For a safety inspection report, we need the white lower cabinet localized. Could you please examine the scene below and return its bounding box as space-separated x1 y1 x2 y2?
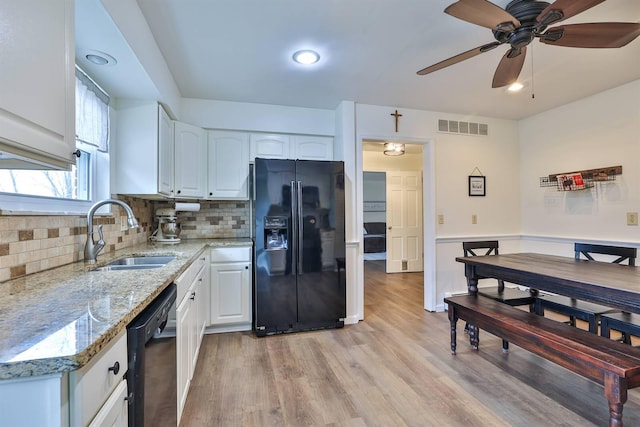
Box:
87 380 129 427
175 252 208 424
209 246 252 331
0 331 129 427
69 331 128 427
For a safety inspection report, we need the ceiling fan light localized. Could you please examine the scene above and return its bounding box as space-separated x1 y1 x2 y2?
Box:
508 82 524 92
384 142 405 156
292 50 320 65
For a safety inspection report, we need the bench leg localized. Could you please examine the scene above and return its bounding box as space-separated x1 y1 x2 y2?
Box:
448 305 458 355
604 372 627 427
469 324 479 350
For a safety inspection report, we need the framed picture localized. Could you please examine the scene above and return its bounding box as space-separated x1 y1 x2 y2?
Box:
468 175 486 197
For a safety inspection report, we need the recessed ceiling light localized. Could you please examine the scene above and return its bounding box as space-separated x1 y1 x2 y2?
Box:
292 50 320 65
507 82 524 92
84 50 117 66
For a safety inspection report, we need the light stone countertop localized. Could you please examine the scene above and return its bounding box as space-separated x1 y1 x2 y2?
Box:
0 238 252 380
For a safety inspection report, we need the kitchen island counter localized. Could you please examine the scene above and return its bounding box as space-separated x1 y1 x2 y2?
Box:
0 238 252 380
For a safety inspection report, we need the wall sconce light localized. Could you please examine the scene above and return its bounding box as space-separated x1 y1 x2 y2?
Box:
384 142 405 156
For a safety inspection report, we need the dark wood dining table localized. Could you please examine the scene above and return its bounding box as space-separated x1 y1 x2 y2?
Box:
456 252 640 315
456 252 640 426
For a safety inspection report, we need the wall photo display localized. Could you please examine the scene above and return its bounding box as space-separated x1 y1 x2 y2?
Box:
468 175 486 197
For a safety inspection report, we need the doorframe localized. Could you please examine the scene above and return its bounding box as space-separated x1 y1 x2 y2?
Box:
356 134 437 318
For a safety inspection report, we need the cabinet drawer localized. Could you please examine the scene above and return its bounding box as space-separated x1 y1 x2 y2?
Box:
69 332 127 427
210 246 252 263
176 253 207 302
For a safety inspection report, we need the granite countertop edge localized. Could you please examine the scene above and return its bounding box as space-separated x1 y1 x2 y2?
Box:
0 238 252 381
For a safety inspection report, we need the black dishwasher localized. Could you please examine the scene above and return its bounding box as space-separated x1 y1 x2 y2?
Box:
127 283 177 427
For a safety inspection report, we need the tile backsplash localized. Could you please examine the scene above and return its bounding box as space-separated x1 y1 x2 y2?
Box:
153 200 250 239
0 197 251 283
0 196 153 283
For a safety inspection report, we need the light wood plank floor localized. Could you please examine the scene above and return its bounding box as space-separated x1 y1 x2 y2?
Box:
180 260 640 426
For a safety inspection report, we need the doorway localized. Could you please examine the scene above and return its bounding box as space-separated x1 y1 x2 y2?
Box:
362 141 423 274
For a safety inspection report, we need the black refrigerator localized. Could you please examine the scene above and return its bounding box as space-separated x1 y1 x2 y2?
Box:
253 158 346 336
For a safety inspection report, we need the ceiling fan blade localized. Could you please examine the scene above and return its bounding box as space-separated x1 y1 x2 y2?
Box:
492 47 527 88
537 0 605 26
540 23 640 48
417 42 501 75
445 0 519 30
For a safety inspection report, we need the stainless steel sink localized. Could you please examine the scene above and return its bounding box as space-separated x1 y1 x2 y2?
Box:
93 255 176 271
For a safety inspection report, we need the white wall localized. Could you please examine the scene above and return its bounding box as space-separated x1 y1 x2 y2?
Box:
519 80 640 252
355 104 522 310
179 98 335 136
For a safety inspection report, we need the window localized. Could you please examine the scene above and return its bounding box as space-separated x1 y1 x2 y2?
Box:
0 67 110 213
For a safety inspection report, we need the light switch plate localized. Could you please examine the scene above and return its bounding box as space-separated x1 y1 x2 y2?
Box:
627 212 638 226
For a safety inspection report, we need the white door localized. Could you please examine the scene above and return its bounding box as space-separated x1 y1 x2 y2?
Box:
386 171 423 273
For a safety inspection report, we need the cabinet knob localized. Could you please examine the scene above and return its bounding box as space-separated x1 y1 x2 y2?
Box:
245 266 249 270
72 149 81 158
108 361 120 376
177 190 181 194
209 192 213 196
190 291 196 300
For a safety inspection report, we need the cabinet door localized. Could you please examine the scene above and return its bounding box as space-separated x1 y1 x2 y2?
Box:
210 262 251 325
207 131 249 199
191 266 205 375
198 259 210 342
250 133 290 160
174 121 206 198
158 105 175 196
176 293 191 420
0 0 75 169
88 380 128 427
292 135 334 160
69 332 128 427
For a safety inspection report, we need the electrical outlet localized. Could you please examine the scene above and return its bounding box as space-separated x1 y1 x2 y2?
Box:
438 214 444 225
120 216 128 231
472 214 477 224
627 212 638 226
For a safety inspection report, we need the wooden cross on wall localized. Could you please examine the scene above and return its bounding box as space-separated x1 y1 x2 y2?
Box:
390 109 402 132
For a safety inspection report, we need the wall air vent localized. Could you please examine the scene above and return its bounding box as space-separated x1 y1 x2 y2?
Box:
438 119 488 136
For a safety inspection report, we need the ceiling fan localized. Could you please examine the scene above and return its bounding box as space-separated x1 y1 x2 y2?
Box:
417 0 640 88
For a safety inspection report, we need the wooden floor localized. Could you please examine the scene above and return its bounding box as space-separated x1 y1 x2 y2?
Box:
180 260 640 426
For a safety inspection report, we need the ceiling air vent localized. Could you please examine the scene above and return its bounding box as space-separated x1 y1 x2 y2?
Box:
438 119 488 136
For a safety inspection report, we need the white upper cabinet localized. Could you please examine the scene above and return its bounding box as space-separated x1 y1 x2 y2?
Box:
291 135 333 160
115 102 173 197
250 133 290 160
174 121 207 198
115 102 206 199
250 133 333 161
207 131 250 200
0 0 75 169
158 106 174 196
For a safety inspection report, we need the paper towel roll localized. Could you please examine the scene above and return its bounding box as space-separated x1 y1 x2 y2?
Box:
174 202 200 212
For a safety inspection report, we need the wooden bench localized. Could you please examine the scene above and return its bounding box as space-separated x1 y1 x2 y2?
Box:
445 294 640 427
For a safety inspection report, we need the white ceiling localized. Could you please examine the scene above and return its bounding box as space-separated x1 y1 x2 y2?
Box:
77 0 640 121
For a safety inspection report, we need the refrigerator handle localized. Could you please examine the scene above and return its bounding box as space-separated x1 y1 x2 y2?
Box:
297 180 303 275
290 180 297 275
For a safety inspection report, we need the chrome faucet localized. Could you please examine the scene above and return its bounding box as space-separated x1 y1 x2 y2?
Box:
85 198 139 264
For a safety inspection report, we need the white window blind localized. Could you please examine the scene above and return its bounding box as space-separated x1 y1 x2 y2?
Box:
75 67 110 152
